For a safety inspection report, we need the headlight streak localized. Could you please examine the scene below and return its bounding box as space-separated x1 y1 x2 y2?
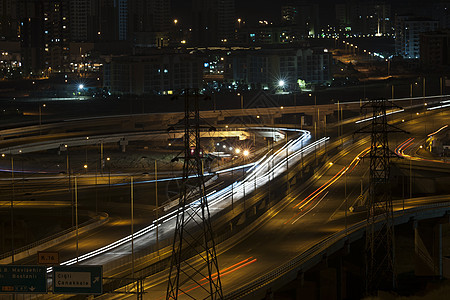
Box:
338 95 450 105
49 130 320 273
355 109 404 124
427 103 450 110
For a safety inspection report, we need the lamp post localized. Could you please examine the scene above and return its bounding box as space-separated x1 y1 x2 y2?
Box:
131 176 135 279
237 93 243 109
338 101 340 139
231 156 234 211
285 134 289 190
309 93 317 141
10 152 14 263
75 176 79 264
39 103 46 135
106 157 111 203
310 93 318 164
155 160 159 255
386 59 390 76
242 149 249 209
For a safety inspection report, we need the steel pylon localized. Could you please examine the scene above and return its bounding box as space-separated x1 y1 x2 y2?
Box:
166 89 223 300
355 98 406 295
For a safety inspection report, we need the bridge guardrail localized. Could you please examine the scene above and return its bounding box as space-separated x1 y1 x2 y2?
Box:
224 200 450 299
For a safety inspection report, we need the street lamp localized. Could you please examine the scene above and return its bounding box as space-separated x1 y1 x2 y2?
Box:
237 93 243 109
2 153 15 262
39 103 46 135
154 160 159 255
309 93 318 140
278 80 285 93
106 157 111 202
386 59 390 76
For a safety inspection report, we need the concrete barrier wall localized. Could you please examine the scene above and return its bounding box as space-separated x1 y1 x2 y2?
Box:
0 212 109 264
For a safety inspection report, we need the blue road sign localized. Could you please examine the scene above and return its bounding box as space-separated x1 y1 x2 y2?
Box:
53 265 102 294
0 265 47 294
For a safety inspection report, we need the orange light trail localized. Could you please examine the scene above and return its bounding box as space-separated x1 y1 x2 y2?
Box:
165 257 257 299
292 167 344 209
396 137 449 164
285 147 370 225
427 125 448 137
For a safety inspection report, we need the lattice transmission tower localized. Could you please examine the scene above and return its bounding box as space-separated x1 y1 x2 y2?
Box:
166 89 223 300
355 98 407 295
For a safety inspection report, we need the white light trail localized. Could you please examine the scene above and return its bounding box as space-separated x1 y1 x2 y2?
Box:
355 109 404 124
47 130 324 273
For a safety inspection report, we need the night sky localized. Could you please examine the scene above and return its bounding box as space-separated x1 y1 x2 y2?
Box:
172 0 281 25
171 0 420 25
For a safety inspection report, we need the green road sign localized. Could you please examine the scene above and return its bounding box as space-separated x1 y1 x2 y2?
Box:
53 265 102 294
0 265 47 293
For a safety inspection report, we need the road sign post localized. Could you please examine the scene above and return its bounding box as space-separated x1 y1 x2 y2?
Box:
53 265 102 294
0 265 47 294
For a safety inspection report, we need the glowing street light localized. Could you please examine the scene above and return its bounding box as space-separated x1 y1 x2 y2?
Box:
78 84 84 90
243 150 249 156
278 80 285 87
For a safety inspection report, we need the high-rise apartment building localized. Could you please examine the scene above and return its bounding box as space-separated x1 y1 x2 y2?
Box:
94 0 117 42
19 0 70 74
117 0 127 40
192 0 235 46
279 1 318 38
335 1 391 35
297 1 319 37
420 30 450 68
128 0 171 47
151 0 170 32
281 5 298 25
69 0 92 42
395 15 439 58
217 0 234 43
0 0 18 40
18 0 44 75
43 0 70 71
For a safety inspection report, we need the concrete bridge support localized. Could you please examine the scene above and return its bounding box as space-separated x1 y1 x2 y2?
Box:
119 138 128 152
310 112 329 137
414 220 443 277
292 257 346 300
